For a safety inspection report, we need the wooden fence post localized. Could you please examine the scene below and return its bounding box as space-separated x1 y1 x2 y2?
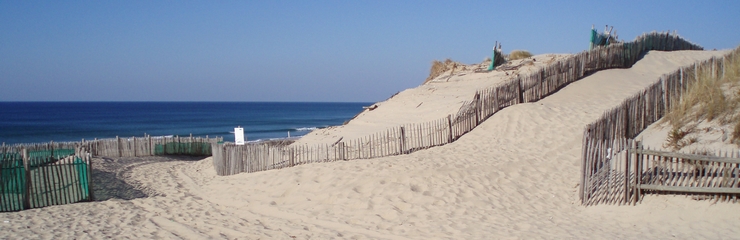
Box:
580 128 588 204
635 141 643 203
516 79 523 104
132 136 137 157
660 77 667 114
22 148 30 210
399 126 406 154
339 142 346 160
623 138 630 205
289 148 295 167
116 136 121 157
493 89 499 113
85 152 94 201
474 93 481 125
447 115 453 143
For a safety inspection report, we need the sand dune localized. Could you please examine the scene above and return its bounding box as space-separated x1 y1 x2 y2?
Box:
294 54 569 146
2 50 739 239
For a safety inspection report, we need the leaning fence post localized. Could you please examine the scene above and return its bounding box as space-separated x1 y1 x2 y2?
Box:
22 148 30 210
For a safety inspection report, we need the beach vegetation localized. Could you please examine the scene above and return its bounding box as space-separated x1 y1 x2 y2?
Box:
663 126 697 150
660 47 740 148
425 58 459 84
507 50 533 60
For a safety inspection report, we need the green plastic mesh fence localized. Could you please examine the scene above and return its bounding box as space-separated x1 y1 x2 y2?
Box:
1 156 90 212
154 142 212 156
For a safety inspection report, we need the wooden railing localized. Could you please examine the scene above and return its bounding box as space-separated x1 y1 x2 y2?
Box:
582 140 740 206
634 147 740 197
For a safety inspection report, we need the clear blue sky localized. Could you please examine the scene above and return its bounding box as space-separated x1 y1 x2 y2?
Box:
1 0 738 102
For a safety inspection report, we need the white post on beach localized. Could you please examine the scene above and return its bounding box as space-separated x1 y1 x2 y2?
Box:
235 126 245 145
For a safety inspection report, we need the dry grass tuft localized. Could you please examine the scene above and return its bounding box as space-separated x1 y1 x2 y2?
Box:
507 50 533 61
664 53 740 128
425 58 459 84
663 126 697 150
661 46 740 147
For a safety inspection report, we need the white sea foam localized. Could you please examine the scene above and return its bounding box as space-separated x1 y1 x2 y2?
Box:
295 127 318 131
150 135 174 139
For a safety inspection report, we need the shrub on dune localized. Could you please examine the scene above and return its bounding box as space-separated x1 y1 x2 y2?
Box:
507 50 533 60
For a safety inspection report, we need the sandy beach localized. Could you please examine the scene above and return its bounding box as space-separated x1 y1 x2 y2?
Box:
2 50 740 239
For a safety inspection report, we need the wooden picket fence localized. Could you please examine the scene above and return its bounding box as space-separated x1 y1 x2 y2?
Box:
1 135 221 159
1 147 92 212
214 31 705 176
581 47 740 205
85 135 221 158
0 135 220 211
634 145 740 203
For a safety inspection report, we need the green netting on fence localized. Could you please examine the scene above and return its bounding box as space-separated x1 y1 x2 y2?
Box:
154 142 212 156
1 156 90 212
0 163 26 211
1 157 26 211
28 149 75 159
1 153 21 163
1 149 75 167
76 158 89 198
590 29 614 50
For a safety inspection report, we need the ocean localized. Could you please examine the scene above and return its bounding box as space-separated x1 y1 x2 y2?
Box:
0 102 370 145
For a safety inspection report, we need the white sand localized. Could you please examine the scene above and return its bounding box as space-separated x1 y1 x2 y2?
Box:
294 54 569 146
2 50 739 239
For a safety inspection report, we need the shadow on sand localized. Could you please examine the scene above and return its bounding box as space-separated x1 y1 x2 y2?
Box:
90 155 206 201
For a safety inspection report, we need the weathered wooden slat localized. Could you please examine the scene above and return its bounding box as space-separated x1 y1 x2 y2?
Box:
629 149 740 164
639 184 740 194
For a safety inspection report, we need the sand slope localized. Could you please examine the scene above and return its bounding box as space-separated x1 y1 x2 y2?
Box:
2 50 739 239
294 54 568 146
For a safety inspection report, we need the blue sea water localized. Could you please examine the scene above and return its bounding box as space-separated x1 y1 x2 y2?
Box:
0 102 370 145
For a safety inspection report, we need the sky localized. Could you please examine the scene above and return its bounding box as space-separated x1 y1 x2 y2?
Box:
1 0 739 102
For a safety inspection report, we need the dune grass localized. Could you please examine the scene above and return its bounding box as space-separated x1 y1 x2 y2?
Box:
661 47 740 149
507 50 533 61
425 59 458 84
